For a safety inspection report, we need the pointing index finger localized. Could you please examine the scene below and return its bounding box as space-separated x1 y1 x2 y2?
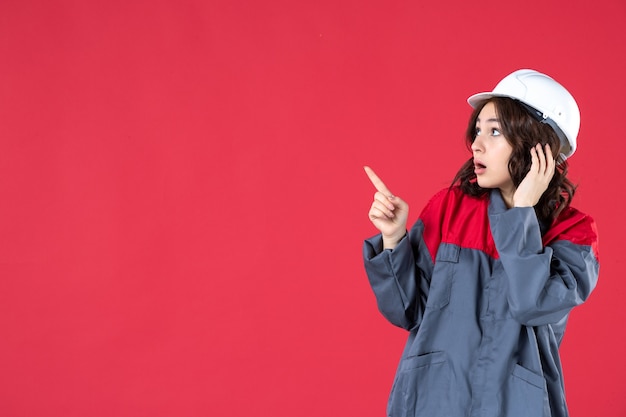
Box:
364 166 394 197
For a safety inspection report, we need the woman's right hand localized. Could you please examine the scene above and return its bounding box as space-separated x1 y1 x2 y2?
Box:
364 166 409 249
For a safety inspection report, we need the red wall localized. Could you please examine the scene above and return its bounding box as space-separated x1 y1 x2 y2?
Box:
1 1 624 416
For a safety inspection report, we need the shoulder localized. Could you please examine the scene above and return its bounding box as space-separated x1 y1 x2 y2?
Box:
419 186 488 219
543 205 600 259
416 186 499 260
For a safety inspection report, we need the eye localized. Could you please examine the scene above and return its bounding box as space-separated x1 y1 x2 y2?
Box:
491 128 501 136
475 127 481 137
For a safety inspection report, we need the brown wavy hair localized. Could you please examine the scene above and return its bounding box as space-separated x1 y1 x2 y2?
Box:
452 97 576 226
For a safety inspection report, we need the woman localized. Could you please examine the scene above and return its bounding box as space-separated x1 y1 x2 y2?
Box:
363 69 599 417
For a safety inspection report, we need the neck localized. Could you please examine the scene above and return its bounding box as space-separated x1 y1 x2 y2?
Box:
499 188 515 209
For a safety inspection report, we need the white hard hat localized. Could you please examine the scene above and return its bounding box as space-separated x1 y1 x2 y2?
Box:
467 69 580 159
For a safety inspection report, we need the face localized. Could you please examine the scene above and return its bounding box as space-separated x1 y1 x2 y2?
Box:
471 101 515 195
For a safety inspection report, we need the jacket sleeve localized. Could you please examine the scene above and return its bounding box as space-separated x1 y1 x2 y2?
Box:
362 219 434 331
489 204 600 327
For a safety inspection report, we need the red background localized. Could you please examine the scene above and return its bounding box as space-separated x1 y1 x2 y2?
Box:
1 1 624 416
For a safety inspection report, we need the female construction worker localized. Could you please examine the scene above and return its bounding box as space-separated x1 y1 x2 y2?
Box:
363 69 599 417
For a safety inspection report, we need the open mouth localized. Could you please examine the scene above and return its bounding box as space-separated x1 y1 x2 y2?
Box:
474 161 486 175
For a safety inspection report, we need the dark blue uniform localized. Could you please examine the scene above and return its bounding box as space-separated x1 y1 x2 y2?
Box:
363 187 599 417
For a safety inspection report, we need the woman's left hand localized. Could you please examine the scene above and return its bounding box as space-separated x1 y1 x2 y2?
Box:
513 144 556 207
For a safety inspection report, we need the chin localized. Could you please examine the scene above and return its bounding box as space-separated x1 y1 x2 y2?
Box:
475 179 494 189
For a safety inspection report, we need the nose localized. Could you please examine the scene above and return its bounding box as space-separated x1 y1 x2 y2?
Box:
471 134 483 154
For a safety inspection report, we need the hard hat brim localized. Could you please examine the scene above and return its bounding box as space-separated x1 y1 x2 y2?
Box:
467 92 513 108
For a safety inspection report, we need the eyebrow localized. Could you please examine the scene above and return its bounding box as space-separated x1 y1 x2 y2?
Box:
476 117 500 123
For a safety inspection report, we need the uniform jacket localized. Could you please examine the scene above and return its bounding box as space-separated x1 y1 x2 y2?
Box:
363 186 599 417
